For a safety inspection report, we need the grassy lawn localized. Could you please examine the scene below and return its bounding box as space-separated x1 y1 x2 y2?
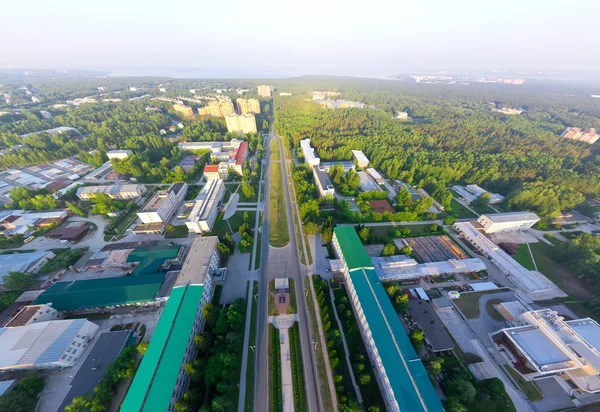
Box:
503 365 543 401
486 299 506 322
268 163 289 247
164 224 189 239
448 333 483 364
453 290 506 319
529 242 592 299
367 223 443 242
111 208 139 235
244 281 259 412
238 182 260 203
270 139 281 161
40 248 87 274
448 190 478 218
288 278 297 314
514 244 535 270
208 211 255 238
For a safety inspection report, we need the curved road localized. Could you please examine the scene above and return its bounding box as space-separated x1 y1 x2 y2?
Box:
255 131 322 412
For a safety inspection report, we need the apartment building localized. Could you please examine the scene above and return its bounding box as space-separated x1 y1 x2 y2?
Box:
203 163 229 180
186 178 225 234
300 139 320 166
331 226 444 412
197 100 235 117
76 184 147 200
477 212 540 233
235 98 260 114
561 127 600 144
225 113 257 134
257 85 272 98
137 183 187 226
172 104 194 120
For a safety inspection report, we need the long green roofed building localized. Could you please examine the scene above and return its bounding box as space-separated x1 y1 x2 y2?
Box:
332 226 444 412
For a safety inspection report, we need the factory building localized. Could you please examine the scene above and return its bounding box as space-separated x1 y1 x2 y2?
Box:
76 184 147 200
477 212 540 233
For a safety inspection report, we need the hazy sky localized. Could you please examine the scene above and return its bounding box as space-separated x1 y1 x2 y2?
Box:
1 0 598 77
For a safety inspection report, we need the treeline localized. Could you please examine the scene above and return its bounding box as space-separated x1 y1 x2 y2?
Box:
274 88 600 217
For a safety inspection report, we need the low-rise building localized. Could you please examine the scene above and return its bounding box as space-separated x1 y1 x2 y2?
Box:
366 168 384 185
477 212 540 233
186 179 225 234
0 319 99 371
137 183 187 227
0 210 68 236
106 150 133 160
352 150 369 167
203 164 229 180
76 184 147 200
225 113 257 134
394 111 412 120
561 127 600 144
313 167 335 198
492 309 600 394
0 251 56 283
464 184 505 204
372 255 486 282
5 304 61 328
319 161 355 173
300 139 320 167
358 171 378 192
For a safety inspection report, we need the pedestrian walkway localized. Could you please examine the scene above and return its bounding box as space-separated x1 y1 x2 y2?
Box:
269 314 298 412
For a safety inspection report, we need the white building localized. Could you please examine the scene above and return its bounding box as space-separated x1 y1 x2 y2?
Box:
300 139 320 167
186 179 225 234
76 184 147 200
492 310 600 394
0 251 56 283
372 255 486 282
313 167 335 198
203 163 229 180
137 183 187 225
352 150 369 168
366 168 384 185
465 184 505 204
106 150 133 160
477 212 540 233
5 304 61 328
0 319 99 371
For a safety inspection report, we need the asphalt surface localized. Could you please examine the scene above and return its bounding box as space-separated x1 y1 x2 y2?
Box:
58 331 131 411
254 133 321 412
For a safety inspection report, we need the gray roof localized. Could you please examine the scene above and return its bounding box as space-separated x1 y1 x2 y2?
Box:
0 252 52 283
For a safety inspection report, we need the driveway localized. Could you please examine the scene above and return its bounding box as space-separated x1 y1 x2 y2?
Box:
220 249 250 305
467 290 516 348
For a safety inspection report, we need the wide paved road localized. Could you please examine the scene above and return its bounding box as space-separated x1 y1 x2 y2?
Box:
255 131 321 412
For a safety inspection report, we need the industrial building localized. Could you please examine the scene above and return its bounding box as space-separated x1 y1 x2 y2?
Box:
172 104 194 120
464 184 505 204
197 99 235 117
0 319 99 371
203 163 229 180
0 210 68 236
477 212 540 233
313 167 335 198
134 183 187 233
235 98 260 114
121 238 221 411
82 161 114 181
225 113 257 134
45 224 91 242
0 251 55 283
76 184 147 200
451 185 478 203
186 178 225 234
561 127 600 144
300 139 320 166
357 171 378 192
492 309 600 394
331 226 444 412
106 150 133 160
372 255 486 282
4 304 61 328
453 222 563 299
257 85 272 98
352 150 369 167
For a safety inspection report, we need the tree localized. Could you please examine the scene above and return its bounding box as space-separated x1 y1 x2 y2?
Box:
471 191 491 209
3 272 36 290
395 188 412 209
302 221 318 235
410 329 425 351
194 332 212 353
395 293 409 313
137 341 148 356
165 224 175 233
429 224 438 232
66 201 86 217
443 215 457 225
358 373 371 385
202 303 220 327
444 397 468 412
445 379 476 404
381 243 396 256
241 179 256 200
425 357 443 375
356 225 370 244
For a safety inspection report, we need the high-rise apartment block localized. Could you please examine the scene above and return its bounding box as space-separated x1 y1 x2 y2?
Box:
257 85 272 98
235 98 260 114
197 100 235 117
172 104 194 120
561 127 600 144
225 113 257 134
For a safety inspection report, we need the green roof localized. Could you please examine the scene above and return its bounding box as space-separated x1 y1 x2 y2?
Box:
121 285 204 412
34 246 180 311
333 226 374 270
349 268 444 412
34 273 166 311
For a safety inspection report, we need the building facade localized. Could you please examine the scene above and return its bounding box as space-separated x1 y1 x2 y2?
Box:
137 183 187 225
257 85 272 98
477 212 540 233
76 184 147 200
197 100 235 117
186 178 225 234
561 127 600 144
225 113 257 134
203 164 229 180
352 150 370 167
235 98 260 114
172 104 194 120
300 139 320 166
106 150 133 160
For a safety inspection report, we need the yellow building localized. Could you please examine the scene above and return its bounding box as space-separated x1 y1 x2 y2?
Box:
235 98 260 114
257 85 272 98
225 113 257 134
173 104 194 120
197 100 235 117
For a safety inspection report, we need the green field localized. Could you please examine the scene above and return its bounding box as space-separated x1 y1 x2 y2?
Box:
448 194 478 219
289 324 307 412
270 139 281 161
453 290 506 319
514 244 535 270
164 224 188 239
208 211 256 238
268 161 289 247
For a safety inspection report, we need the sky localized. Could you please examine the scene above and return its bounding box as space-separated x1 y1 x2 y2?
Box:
1 0 598 78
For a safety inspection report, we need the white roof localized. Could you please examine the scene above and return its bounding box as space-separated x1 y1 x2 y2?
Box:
188 179 224 224
465 184 487 197
300 139 319 165
175 236 219 287
352 150 369 163
470 282 499 292
373 255 487 281
366 168 382 180
0 252 54 282
451 185 477 202
480 212 540 223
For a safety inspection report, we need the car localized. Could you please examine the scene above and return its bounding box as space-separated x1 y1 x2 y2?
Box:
92 367 99 371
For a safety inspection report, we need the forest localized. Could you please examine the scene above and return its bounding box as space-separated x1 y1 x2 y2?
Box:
274 79 600 217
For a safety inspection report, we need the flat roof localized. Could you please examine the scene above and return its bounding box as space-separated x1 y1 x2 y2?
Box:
351 150 369 162
408 300 454 352
567 319 600 351
175 237 219 287
333 226 374 271
358 171 378 192
480 211 540 223
510 328 572 367
5 305 44 327
121 284 204 412
314 168 333 191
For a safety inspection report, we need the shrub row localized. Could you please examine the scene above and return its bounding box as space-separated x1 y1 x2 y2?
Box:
289 323 307 412
270 324 283 412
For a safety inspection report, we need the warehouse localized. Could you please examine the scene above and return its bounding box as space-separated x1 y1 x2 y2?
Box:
0 251 56 283
372 255 487 281
477 212 540 233
76 184 147 200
